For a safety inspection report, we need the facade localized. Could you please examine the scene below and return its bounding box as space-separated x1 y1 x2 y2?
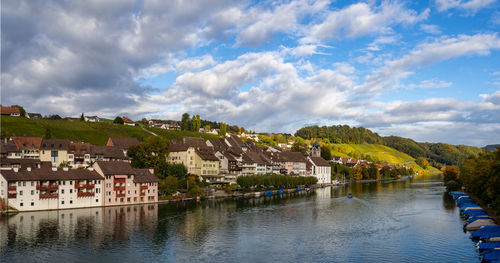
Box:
167 143 197 174
122 117 135 126
90 145 127 162
68 142 92 168
93 161 158 207
0 141 22 159
282 152 307 176
307 156 332 185
84 116 100 122
25 113 42 119
40 139 70 167
0 167 104 211
194 149 220 179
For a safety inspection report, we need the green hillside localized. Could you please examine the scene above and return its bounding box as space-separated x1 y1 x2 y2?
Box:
0 116 217 145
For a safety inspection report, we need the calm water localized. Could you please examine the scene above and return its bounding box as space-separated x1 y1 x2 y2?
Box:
1 175 480 262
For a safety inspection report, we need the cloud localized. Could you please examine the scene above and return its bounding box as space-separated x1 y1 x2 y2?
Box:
359 33 500 93
419 24 442 34
301 1 429 43
435 0 496 14
406 79 452 89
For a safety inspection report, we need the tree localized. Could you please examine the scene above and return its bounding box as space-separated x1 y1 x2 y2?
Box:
141 118 148 125
442 165 459 183
48 114 62 120
220 122 227 136
181 113 190 130
195 115 201 131
159 176 179 195
320 145 332 160
368 163 379 179
416 157 429 169
127 136 170 168
205 125 210 132
11 105 26 117
113 116 124 124
80 112 84 121
291 139 308 153
44 127 52 139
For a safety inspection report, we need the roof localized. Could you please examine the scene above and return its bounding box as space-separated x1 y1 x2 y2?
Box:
195 149 219 161
0 141 21 154
225 135 243 148
244 151 269 165
309 157 330 167
282 152 307 162
122 117 134 123
11 136 42 149
169 141 189 152
183 137 208 149
69 141 92 154
0 158 42 168
108 137 140 149
208 138 229 151
0 106 21 115
41 139 70 150
221 151 237 161
0 168 103 181
96 161 136 175
90 146 126 159
133 168 159 183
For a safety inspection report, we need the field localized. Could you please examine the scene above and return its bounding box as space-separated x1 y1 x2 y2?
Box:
0 116 217 145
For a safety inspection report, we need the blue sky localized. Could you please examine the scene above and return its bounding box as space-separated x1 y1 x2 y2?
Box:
1 0 500 146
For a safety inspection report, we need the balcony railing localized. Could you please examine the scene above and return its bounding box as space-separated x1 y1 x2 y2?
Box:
114 178 126 183
7 186 16 191
116 193 125 198
114 186 125 191
140 185 148 190
77 192 95 197
75 184 95 189
8 193 16 198
36 184 59 191
140 192 145 196
39 193 58 199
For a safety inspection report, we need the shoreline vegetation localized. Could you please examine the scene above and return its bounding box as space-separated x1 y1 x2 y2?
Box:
443 148 500 217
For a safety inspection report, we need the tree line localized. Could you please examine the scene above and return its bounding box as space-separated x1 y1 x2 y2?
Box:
444 148 500 214
237 174 318 189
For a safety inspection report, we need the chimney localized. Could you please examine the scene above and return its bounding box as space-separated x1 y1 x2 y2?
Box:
63 167 69 171
88 167 94 171
13 167 19 172
52 167 57 172
27 167 32 172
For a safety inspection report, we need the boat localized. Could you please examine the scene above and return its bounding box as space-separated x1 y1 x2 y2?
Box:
478 242 500 252
347 193 353 199
265 190 273 196
277 189 284 195
480 248 500 262
296 187 302 192
182 197 193 202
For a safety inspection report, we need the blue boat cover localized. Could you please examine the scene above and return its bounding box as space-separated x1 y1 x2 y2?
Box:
479 243 500 251
471 226 500 238
482 249 500 262
459 204 479 210
464 210 487 216
449 191 466 195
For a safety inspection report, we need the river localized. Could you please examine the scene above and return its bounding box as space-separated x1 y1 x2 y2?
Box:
0 174 480 262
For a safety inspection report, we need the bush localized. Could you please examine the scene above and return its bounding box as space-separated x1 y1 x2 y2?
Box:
237 174 318 189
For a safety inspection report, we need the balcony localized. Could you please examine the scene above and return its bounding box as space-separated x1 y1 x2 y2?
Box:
77 192 95 197
8 185 16 191
140 192 145 196
37 184 59 191
114 186 125 191
8 193 16 198
75 184 95 189
39 193 58 199
116 193 125 198
140 185 148 190
114 178 126 183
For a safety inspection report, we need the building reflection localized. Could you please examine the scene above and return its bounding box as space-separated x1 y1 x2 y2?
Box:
0 204 158 251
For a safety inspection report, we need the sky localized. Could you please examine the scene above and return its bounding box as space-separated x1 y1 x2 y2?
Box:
1 0 500 146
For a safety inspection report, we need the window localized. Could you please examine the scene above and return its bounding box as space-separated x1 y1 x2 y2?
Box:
31 182 34 186
70 189 73 193
96 199 98 203
61 201 64 205
23 182 26 186
20 203 23 207
70 181 73 185
63 181 66 185
109 198 111 202
31 190 34 195
19 190 23 196
61 189 64 194
31 202 34 206
70 200 73 204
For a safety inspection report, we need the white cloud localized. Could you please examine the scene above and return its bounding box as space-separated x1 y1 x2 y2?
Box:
175 55 216 73
435 0 496 13
359 33 500 93
406 79 452 89
301 1 429 43
419 24 442 34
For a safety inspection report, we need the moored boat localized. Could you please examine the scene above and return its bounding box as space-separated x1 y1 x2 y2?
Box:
347 193 353 199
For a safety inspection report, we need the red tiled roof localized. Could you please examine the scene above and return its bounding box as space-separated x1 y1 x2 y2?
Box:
0 107 21 115
309 157 330 167
96 161 136 175
0 167 103 182
11 136 42 149
108 137 140 149
133 168 159 183
122 117 134 123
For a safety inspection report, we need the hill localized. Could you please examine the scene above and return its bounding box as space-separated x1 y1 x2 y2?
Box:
295 125 483 166
0 116 217 145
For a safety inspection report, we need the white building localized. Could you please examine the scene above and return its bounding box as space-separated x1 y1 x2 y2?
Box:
307 156 331 185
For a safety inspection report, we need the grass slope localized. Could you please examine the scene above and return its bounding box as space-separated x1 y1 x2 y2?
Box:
329 143 427 171
1 116 217 145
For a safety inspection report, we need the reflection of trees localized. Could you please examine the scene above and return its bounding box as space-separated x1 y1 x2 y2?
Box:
442 192 456 211
37 219 59 241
